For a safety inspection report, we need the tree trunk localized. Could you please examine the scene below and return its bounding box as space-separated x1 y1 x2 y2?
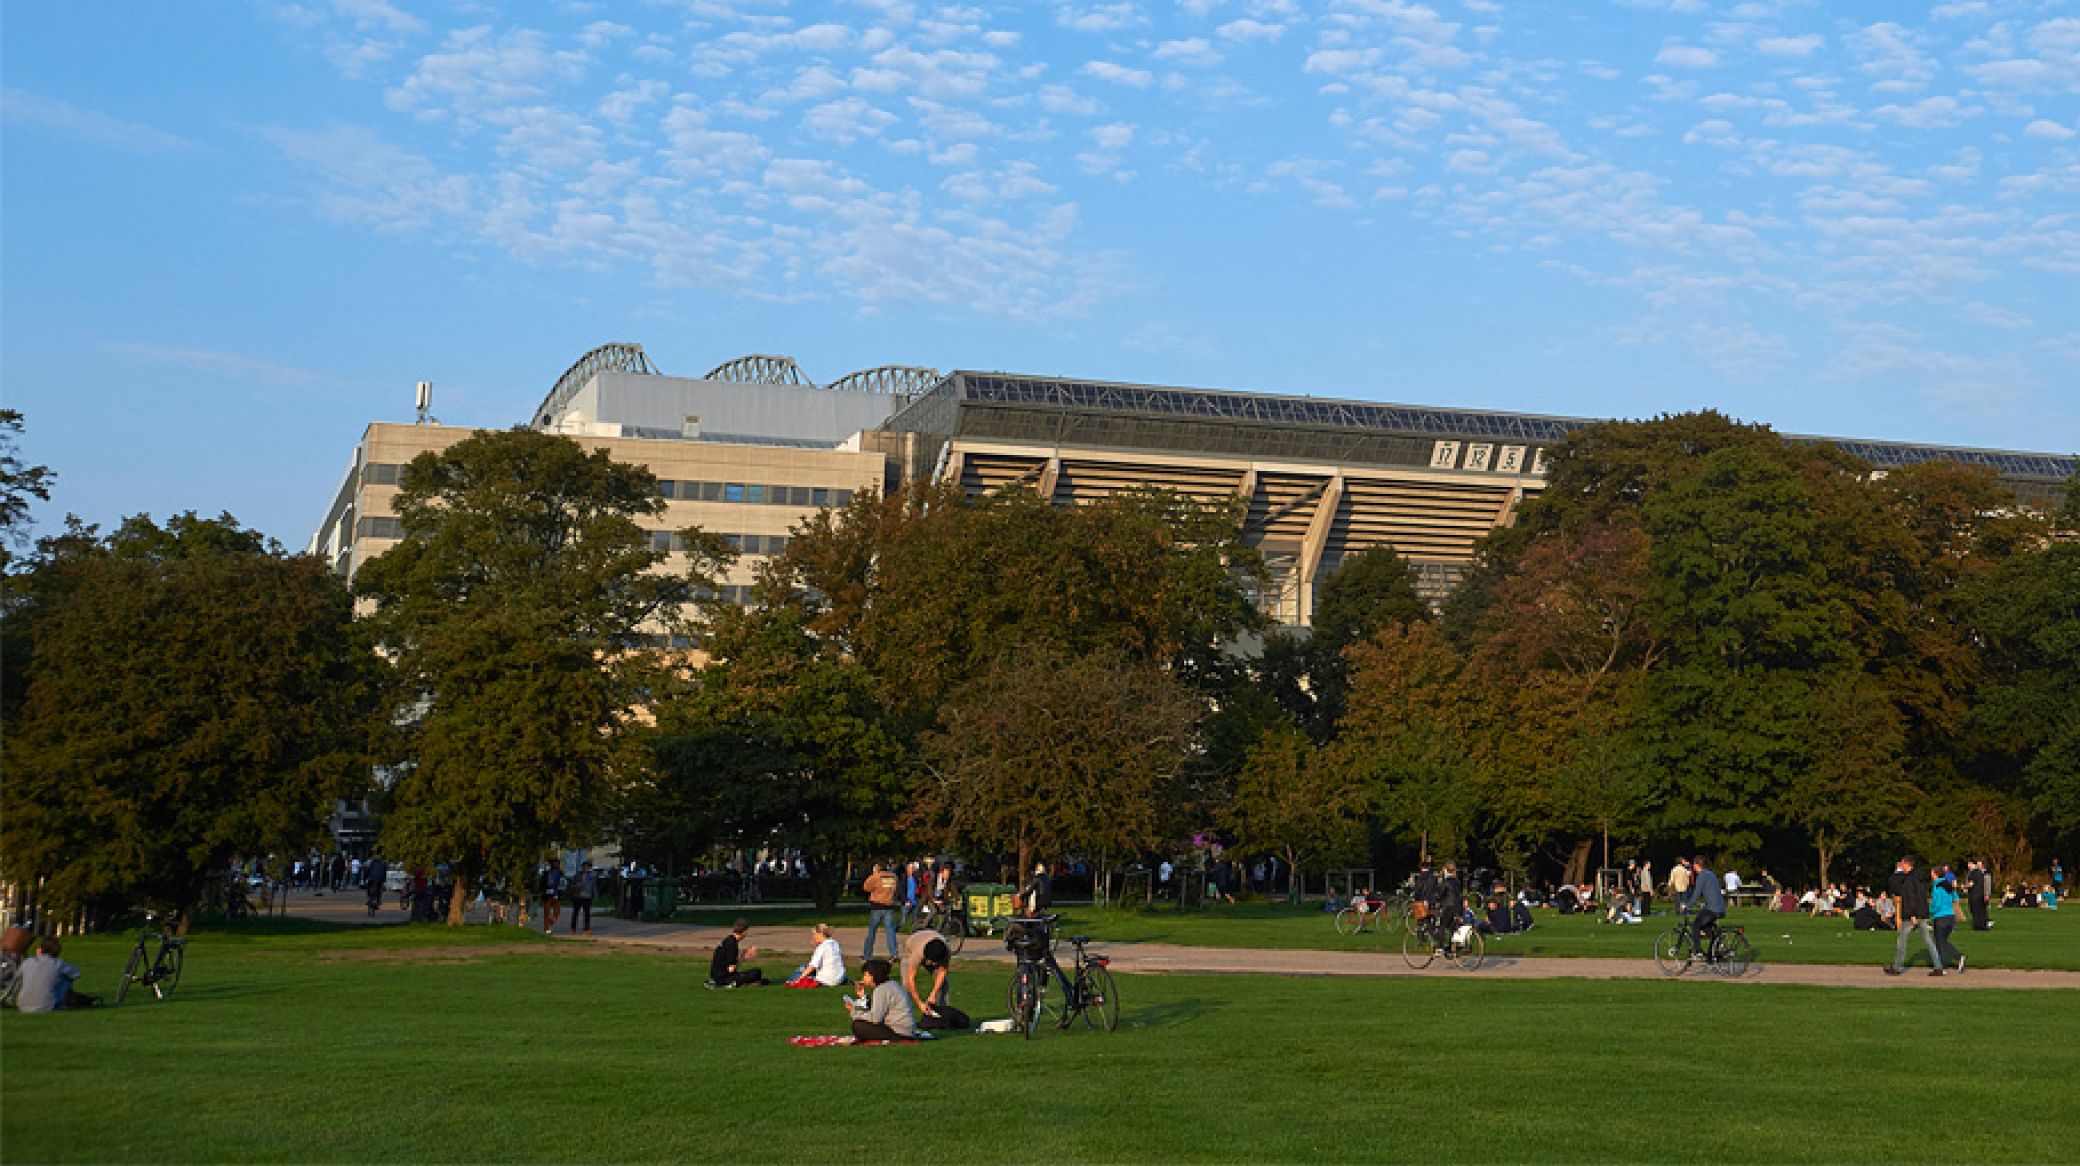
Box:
1817 836 1832 891
1286 846 1302 906
446 877 468 926
1602 823 1611 873
808 859 841 912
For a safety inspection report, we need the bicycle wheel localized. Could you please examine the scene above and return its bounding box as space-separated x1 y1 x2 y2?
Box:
156 944 185 998
941 913 967 956
1335 907 1363 935
1008 965 1041 1040
1652 928 1693 977
1079 965 1120 1031
1394 900 1414 935
1450 929 1485 971
1401 928 1437 970
1715 931 1753 978
117 943 146 1004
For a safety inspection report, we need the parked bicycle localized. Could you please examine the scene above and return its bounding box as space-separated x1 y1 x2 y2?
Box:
117 913 187 1003
1004 914 1119 1039
1402 908 1485 970
1653 915 1753 977
1335 891 1409 937
913 897 968 955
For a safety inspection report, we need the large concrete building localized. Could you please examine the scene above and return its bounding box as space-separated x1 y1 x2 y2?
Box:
314 342 2077 628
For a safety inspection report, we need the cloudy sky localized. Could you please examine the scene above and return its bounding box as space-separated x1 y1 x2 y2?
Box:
3 1 2076 545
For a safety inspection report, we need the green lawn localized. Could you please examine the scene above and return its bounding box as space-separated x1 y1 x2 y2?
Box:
684 901 2080 970
4 920 2076 1163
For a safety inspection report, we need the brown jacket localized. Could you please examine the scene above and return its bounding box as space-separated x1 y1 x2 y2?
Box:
864 870 900 908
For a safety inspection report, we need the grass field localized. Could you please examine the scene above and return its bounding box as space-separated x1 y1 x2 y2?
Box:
4 920 2077 1163
682 901 2080 970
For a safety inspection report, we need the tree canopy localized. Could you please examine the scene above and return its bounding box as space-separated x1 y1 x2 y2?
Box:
353 427 725 921
1 513 376 920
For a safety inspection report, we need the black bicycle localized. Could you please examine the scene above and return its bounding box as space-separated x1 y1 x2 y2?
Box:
1004 914 1118 1039
912 897 969 955
117 913 187 1003
1653 915 1753 978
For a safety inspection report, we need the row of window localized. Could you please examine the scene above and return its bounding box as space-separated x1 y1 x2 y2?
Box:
648 531 791 556
658 481 853 508
362 464 857 509
359 515 794 561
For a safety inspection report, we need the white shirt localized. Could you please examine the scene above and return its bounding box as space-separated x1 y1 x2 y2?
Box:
1724 872 1743 893
806 937 846 986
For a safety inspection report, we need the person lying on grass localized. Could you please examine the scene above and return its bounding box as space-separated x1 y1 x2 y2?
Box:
708 918 765 988
846 958 918 1042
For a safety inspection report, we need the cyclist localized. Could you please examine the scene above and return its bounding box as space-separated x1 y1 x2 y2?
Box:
1681 857 1726 959
1419 862 1461 950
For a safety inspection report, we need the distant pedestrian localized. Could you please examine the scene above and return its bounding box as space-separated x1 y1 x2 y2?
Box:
1930 864 1966 974
1967 858 1993 932
861 863 900 963
1668 858 1692 914
568 862 596 934
1885 856 1944 976
539 863 564 934
2054 859 2065 902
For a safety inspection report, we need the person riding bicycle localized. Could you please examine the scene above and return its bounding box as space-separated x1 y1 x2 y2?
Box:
1422 862 1462 950
362 855 388 916
1681 857 1726 959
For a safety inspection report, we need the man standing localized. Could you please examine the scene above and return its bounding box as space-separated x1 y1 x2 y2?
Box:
1967 858 1993 932
1885 856 1944 976
1637 860 1654 915
861 862 900 963
568 861 597 935
1668 858 1693 915
539 862 564 934
1683 859 1726 960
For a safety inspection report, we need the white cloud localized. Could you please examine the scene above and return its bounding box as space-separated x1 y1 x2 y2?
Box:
109 342 318 385
2023 119 2077 140
385 27 588 121
1655 45 1720 69
1039 84 1104 115
800 97 898 145
1216 19 1286 43
1091 122 1135 150
1 88 196 153
1873 95 1979 128
1154 38 1223 65
1755 34 1822 57
942 160 1059 201
1056 3 1145 34
264 124 472 231
1080 60 1155 87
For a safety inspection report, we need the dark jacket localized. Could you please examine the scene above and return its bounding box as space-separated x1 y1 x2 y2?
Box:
1889 868 1931 920
710 934 743 983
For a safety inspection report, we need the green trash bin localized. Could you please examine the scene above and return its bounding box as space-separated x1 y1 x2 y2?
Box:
642 878 679 920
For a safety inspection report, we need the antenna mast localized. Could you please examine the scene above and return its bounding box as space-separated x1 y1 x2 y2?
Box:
414 381 439 425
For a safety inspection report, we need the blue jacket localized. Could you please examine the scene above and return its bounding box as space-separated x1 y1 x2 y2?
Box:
1686 868 1727 914
1930 874 1958 919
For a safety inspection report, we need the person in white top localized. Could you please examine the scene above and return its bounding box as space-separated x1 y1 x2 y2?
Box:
786 923 849 987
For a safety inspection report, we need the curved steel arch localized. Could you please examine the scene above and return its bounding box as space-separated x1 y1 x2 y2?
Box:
704 353 810 385
533 342 659 426
825 365 943 396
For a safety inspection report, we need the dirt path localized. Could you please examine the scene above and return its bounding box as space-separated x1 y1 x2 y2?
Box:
279 891 2080 990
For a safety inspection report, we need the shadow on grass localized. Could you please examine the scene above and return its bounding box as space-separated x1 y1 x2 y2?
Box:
1118 997 1223 1030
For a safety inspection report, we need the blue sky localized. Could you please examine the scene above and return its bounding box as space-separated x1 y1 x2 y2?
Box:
3 0 2076 547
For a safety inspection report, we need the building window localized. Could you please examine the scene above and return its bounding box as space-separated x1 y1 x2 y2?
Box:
356 516 403 539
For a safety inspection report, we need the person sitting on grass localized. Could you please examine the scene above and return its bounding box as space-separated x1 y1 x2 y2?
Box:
903 927 971 1030
784 923 848 988
1606 892 1641 925
14 937 98 1012
707 918 765 988
846 958 918 1042
2044 884 2061 910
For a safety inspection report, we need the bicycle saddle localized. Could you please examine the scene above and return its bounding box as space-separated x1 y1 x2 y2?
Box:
1069 935 1091 945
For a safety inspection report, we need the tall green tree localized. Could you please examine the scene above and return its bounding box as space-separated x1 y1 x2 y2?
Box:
775 482 1263 716
1640 444 1855 859
1219 724 1364 903
915 645 1198 878
353 428 725 923
1 513 376 921
642 605 908 910
1297 545 1430 737
0 408 54 567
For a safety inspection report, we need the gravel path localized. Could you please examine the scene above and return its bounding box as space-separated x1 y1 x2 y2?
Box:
279 891 2080 991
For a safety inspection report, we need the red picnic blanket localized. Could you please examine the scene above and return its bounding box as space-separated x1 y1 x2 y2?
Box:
789 1034 923 1048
